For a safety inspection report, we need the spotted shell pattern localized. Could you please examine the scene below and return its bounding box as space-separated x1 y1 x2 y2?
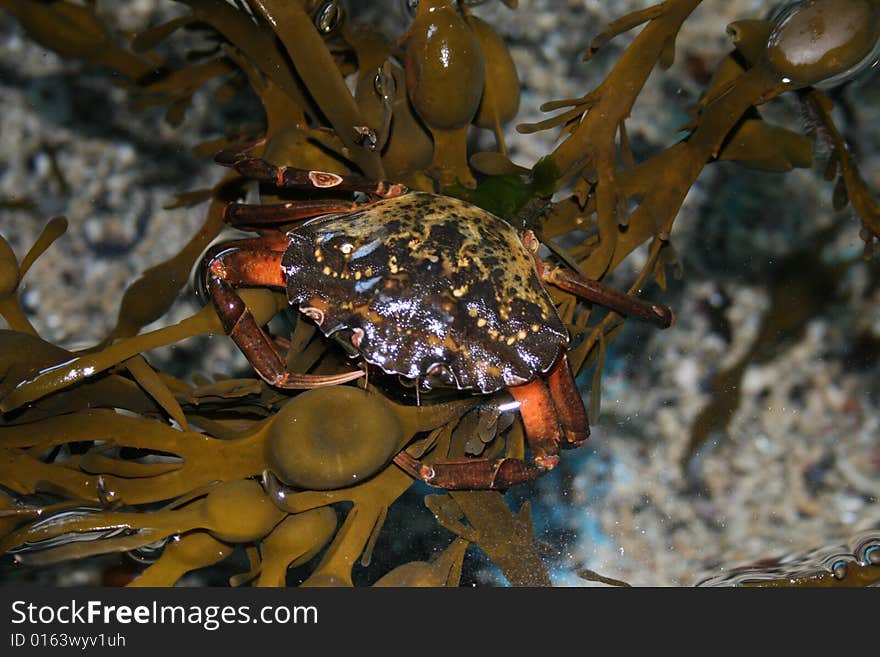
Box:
281 192 568 393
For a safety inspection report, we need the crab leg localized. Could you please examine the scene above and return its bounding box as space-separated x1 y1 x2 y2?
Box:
215 150 407 199
394 357 587 490
543 264 674 328
202 236 364 389
508 375 565 469
223 200 362 227
545 353 590 449
394 451 551 491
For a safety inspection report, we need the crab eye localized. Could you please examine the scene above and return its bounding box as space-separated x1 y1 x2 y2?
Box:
522 230 541 254
301 306 325 325
766 0 880 87
331 328 364 356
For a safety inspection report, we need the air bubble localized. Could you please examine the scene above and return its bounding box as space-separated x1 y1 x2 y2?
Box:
314 1 343 34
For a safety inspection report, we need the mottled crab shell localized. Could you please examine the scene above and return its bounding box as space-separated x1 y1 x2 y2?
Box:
281 192 568 394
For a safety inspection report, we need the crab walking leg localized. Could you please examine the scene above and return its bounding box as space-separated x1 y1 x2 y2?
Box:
543 354 590 449
508 376 566 468
394 376 568 490
223 200 362 227
393 451 552 491
202 237 364 389
543 265 675 329
214 150 408 199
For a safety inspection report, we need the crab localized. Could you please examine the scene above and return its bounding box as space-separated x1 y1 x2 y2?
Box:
201 149 674 490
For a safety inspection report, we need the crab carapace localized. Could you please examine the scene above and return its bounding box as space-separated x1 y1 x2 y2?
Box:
201 149 674 490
